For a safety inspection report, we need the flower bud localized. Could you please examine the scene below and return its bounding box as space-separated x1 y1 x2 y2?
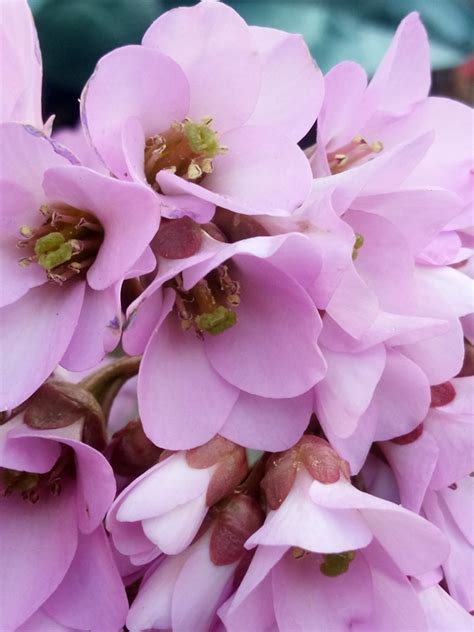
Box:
213 208 268 243
430 382 456 408
209 495 264 566
458 340 474 377
153 216 202 259
23 379 106 450
109 419 162 477
186 435 249 506
261 435 351 510
391 423 424 445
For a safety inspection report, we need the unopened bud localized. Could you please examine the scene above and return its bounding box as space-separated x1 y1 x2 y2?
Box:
209 495 264 566
153 216 202 259
213 208 268 243
261 436 350 510
24 380 106 449
109 419 162 477
458 340 474 377
430 382 456 408
186 436 248 506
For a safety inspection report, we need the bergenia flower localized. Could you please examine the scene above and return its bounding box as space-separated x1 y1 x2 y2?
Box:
107 436 248 564
127 494 263 632
0 123 161 409
220 436 449 631
81 1 323 218
123 230 326 449
0 0 43 128
0 381 126 630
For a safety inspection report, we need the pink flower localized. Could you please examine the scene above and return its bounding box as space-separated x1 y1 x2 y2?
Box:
0 123 161 409
123 230 326 450
127 494 263 632
220 436 449 630
0 401 126 630
81 1 323 218
107 436 248 564
0 0 43 128
414 583 474 631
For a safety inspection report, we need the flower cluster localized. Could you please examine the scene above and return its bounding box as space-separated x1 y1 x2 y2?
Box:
0 1 473 630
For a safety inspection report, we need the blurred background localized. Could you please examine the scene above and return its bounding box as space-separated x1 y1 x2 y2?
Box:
28 0 473 127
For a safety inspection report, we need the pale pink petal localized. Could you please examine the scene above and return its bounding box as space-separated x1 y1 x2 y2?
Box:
116 454 210 522
171 537 236 631
381 432 439 513
248 472 373 553
231 544 287 608
81 44 189 178
0 0 42 126
0 486 78 630
361 12 430 118
0 281 85 410
219 575 277 632
247 26 324 140
273 549 373 631
138 315 239 448
357 541 428 632
123 287 175 357
17 608 72 632
355 189 464 256
127 555 188 631
42 165 161 290
221 390 313 451
416 584 474 631
0 419 61 473
315 344 386 438
372 349 431 441
43 527 128 631
142 2 261 132
310 479 449 575
205 255 325 398
60 285 121 371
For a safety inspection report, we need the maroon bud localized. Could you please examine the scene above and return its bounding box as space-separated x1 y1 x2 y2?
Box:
153 216 202 259
391 423 424 445
209 495 264 566
261 436 350 510
24 379 104 432
458 340 474 377
430 382 456 408
109 419 162 477
213 208 268 243
186 436 248 506
201 222 228 242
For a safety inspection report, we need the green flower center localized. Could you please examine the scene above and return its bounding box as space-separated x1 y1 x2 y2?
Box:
18 205 104 284
144 117 227 191
320 551 356 577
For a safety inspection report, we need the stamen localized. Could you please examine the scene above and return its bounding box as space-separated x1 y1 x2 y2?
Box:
352 233 365 260
328 136 384 174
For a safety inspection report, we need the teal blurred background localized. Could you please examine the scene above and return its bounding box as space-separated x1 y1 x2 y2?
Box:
28 0 473 126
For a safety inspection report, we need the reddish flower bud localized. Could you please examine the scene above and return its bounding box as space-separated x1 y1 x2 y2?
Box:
109 419 162 477
209 495 264 566
391 423 424 445
261 436 350 510
186 436 248 506
430 382 456 408
458 340 474 377
213 208 268 243
153 216 202 259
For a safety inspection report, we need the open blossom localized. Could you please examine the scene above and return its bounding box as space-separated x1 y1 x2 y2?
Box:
220 436 449 631
127 494 263 632
0 0 43 128
0 123 161 409
107 436 248 564
81 1 323 219
123 229 326 450
0 383 127 631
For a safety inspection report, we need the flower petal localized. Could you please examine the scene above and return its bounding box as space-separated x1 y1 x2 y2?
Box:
142 2 261 132
0 282 85 410
81 45 189 178
138 314 239 449
247 26 324 140
205 255 325 398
